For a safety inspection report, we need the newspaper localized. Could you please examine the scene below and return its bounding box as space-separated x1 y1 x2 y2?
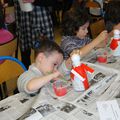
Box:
97 100 120 120
0 93 36 120
18 88 98 120
83 48 120 70
0 62 120 120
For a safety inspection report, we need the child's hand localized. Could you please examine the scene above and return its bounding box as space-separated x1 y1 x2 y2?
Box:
70 49 80 57
96 30 108 42
70 48 83 59
52 70 63 80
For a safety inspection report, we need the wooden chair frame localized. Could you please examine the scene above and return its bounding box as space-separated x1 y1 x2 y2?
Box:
90 19 105 39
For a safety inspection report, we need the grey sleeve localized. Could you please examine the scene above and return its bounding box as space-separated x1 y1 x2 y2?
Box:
17 71 39 95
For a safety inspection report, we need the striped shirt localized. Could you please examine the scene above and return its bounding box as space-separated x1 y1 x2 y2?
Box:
61 36 91 59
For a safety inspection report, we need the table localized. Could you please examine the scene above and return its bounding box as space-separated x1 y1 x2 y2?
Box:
82 48 120 70
0 48 120 120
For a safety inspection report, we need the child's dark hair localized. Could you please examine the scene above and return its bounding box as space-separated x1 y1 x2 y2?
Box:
104 1 120 32
62 8 90 36
34 40 64 58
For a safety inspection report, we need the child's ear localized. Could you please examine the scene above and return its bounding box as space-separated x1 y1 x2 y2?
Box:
37 53 45 62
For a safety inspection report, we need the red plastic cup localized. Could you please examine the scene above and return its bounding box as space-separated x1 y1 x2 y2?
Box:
53 80 67 96
97 54 107 63
97 49 107 63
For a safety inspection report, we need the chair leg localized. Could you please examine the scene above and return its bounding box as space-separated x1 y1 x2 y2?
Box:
2 82 8 98
13 87 19 94
0 85 3 100
15 39 19 58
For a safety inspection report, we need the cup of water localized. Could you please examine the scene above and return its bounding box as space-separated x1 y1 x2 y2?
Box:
53 80 68 97
97 49 107 63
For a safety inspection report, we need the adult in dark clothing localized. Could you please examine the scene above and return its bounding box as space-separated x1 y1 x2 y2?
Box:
14 0 54 69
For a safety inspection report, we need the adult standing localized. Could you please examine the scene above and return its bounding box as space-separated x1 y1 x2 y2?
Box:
14 0 54 69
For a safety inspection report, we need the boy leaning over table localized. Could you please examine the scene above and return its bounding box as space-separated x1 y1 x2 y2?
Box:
17 31 107 95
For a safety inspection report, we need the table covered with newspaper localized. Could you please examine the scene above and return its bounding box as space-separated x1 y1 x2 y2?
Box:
1 49 120 120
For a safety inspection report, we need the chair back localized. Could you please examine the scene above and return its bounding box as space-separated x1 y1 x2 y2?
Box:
86 1 101 8
0 37 17 56
0 56 27 99
90 19 105 38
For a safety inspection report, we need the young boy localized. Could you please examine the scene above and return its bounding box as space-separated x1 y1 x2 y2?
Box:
17 40 71 95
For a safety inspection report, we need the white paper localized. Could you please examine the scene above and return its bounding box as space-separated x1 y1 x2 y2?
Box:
97 100 120 120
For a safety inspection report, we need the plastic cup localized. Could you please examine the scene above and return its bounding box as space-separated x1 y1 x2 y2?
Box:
53 80 67 97
97 53 107 63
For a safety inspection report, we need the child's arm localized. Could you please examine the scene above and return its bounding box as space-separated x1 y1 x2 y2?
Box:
26 71 61 92
71 30 108 57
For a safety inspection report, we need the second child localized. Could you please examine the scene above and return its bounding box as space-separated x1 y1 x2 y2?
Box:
61 8 108 59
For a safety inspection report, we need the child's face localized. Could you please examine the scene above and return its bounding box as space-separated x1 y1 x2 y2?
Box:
76 22 89 39
38 51 63 74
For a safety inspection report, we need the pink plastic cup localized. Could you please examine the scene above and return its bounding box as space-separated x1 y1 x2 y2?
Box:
53 80 67 96
97 54 107 63
97 49 108 63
